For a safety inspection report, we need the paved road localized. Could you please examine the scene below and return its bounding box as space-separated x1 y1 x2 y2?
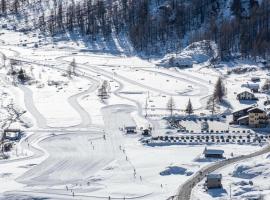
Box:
170 143 270 200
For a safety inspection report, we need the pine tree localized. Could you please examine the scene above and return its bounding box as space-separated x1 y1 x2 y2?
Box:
213 77 225 102
231 0 242 18
185 98 193 115
167 96 175 117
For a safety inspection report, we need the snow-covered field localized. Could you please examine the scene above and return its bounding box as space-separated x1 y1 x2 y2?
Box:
0 29 269 200
192 153 270 200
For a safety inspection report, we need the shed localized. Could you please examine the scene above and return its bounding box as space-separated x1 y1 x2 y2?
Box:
4 129 21 141
206 173 222 189
124 126 137 134
204 148 224 158
247 83 260 93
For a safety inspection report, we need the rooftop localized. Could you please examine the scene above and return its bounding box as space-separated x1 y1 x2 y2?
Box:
204 149 224 155
237 90 254 95
232 106 254 114
207 173 222 180
248 107 265 113
237 115 249 121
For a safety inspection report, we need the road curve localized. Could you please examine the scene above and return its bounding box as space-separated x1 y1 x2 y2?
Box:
171 143 270 200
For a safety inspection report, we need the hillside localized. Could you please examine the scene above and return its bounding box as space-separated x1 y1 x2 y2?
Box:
0 0 269 59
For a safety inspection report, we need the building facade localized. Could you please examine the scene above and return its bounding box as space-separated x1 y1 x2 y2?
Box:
237 91 257 100
206 174 222 189
248 108 268 128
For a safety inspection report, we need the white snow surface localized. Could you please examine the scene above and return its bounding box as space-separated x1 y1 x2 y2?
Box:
0 29 268 200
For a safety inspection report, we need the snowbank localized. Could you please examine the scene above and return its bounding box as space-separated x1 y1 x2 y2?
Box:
159 40 218 68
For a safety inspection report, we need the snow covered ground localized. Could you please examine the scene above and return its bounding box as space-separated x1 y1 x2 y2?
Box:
0 29 269 200
192 152 270 200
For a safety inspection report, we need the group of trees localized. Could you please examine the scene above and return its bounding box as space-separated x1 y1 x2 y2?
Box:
67 58 77 78
98 80 111 101
166 77 225 117
167 97 193 117
0 0 269 58
1 101 26 157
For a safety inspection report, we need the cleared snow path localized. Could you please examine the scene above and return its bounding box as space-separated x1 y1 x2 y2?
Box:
16 131 113 186
18 85 48 129
67 82 98 128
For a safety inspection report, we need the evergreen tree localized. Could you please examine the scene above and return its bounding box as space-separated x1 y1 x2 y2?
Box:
213 77 225 102
231 0 242 18
185 98 193 115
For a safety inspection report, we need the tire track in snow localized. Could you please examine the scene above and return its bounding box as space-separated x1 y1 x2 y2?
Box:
18 85 49 129
0 47 100 129
67 81 98 128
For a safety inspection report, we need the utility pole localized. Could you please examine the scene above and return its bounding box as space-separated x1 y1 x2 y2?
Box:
145 98 148 118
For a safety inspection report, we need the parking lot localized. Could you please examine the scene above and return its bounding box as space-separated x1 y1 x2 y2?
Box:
145 134 269 146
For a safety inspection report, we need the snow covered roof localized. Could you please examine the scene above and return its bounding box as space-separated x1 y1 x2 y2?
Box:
237 115 249 121
248 107 265 113
242 83 260 89
232 106 254 114
207 173 222 180
237 90 254 95
124 126 136 129
204 149 224 155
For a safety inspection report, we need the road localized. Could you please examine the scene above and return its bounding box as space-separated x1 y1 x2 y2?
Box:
171 143 270 200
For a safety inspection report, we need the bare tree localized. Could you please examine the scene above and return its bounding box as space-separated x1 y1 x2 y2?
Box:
70 58 77 75
98 80 110 101
144 98 148 118
206 96 217 115
1 53 6 68
0 102 26 157
67 58 77 77
262 79 270 92
167 96 175 117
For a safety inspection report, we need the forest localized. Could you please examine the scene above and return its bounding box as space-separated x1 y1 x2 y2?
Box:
0 0 269 59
